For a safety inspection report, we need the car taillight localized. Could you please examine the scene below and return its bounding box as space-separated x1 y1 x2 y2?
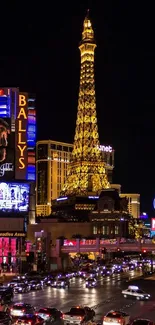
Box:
28 322 32 325
62 314 65 319
117 319 122 323
35 312 38 316
22 309 25 312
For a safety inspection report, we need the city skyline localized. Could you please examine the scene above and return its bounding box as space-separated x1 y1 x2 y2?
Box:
0 2 155 216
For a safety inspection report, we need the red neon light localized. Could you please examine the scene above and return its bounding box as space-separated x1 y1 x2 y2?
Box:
0 89 4 96
151 218 155 231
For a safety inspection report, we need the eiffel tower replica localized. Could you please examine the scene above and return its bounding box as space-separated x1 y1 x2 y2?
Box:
52 11 110 219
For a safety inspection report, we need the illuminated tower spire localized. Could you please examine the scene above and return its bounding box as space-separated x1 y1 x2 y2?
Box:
61 12 110 196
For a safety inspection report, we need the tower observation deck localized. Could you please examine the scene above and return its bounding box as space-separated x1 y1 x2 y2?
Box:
61 11 110 196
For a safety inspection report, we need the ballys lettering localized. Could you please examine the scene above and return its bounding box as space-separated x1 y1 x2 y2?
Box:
17 95 27 170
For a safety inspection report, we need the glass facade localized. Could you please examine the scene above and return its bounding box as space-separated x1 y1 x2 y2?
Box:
37 161 48 205
37 144 48 160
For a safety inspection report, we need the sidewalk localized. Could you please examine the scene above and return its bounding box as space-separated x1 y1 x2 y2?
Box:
0 272 17 284
144 274 155 280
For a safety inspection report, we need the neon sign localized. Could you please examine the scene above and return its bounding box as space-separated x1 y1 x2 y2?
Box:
98 145 113 153
15 93 28 180
152 218 155 231
0 163 13 177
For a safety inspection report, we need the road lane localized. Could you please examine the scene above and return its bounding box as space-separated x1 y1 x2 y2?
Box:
13 274 125 309
12 272 155 322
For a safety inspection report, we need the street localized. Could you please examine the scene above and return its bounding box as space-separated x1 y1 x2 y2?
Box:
11 270 155 322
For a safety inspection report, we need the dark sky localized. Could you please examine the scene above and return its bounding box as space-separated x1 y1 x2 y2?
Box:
0 1 155 216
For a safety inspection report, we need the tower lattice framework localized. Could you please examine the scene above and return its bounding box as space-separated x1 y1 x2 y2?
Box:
61 12 110 196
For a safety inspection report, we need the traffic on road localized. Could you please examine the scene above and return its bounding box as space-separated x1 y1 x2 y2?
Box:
0 257 154 324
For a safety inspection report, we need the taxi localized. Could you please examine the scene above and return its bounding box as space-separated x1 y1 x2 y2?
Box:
122 285 150 300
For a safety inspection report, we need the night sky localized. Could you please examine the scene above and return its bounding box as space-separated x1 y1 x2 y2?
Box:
0 1 155 216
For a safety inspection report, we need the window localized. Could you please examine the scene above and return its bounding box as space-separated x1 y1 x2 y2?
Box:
102 226 105 235
115 226 119 235
93 226 97 235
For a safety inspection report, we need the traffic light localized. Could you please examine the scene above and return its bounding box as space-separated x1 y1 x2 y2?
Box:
26 252 34 263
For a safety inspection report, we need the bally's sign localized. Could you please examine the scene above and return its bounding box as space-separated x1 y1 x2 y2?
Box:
15 93 28 180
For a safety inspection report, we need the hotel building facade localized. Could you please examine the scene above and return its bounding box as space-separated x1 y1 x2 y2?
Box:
120 193 140 219
36 140 114 216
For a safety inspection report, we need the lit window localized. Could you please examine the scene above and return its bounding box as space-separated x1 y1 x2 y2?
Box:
93 226 97 235
102 226 105 235
115 226 119 235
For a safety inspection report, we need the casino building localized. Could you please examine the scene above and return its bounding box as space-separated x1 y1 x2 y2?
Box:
0 88 36 268
36 140 114 216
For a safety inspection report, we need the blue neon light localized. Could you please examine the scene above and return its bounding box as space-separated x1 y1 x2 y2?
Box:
0 95 10 117
26 101 36 181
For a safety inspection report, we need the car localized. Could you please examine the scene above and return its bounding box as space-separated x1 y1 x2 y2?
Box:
131 319 154 325
15 314 45 325
10 303 35 318
55 277 69 289
14 282 30 293
85 278 97 288
0 311 12 325
8 279 25 288
103 311 130 325
29 279 43 290
36 307 62 321
122 285 151 300
63 306 95 325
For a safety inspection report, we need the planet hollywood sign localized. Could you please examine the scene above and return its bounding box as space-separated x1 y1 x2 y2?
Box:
97 145 113 153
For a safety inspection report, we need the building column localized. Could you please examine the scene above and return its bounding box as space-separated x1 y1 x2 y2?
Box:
76 239 80 253
96 237 100 252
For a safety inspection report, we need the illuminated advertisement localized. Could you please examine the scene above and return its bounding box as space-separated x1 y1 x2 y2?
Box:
27 97 36 180
0 89 36 181
98 145 113 153
151 218 155 231
0 117 15 180
0 88 11 118
15 93 36 181
0 182 30 212
15 93 28 180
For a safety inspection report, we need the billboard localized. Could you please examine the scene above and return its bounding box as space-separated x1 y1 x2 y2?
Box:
0 117 14 180
151 218 155 231
15 93 28 180
0 182 30 212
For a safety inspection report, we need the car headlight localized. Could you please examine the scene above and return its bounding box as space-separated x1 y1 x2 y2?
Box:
61 282 64 285
86 282 88 285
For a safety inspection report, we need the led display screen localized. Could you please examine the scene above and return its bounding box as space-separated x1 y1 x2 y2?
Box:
0 182 30 212
0 118 15 181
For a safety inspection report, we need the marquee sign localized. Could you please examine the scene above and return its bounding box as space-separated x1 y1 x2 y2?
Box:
15 93 28 180
0 232 26 237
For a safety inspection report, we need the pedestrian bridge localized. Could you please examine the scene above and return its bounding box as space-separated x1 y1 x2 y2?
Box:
59 238 155 254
